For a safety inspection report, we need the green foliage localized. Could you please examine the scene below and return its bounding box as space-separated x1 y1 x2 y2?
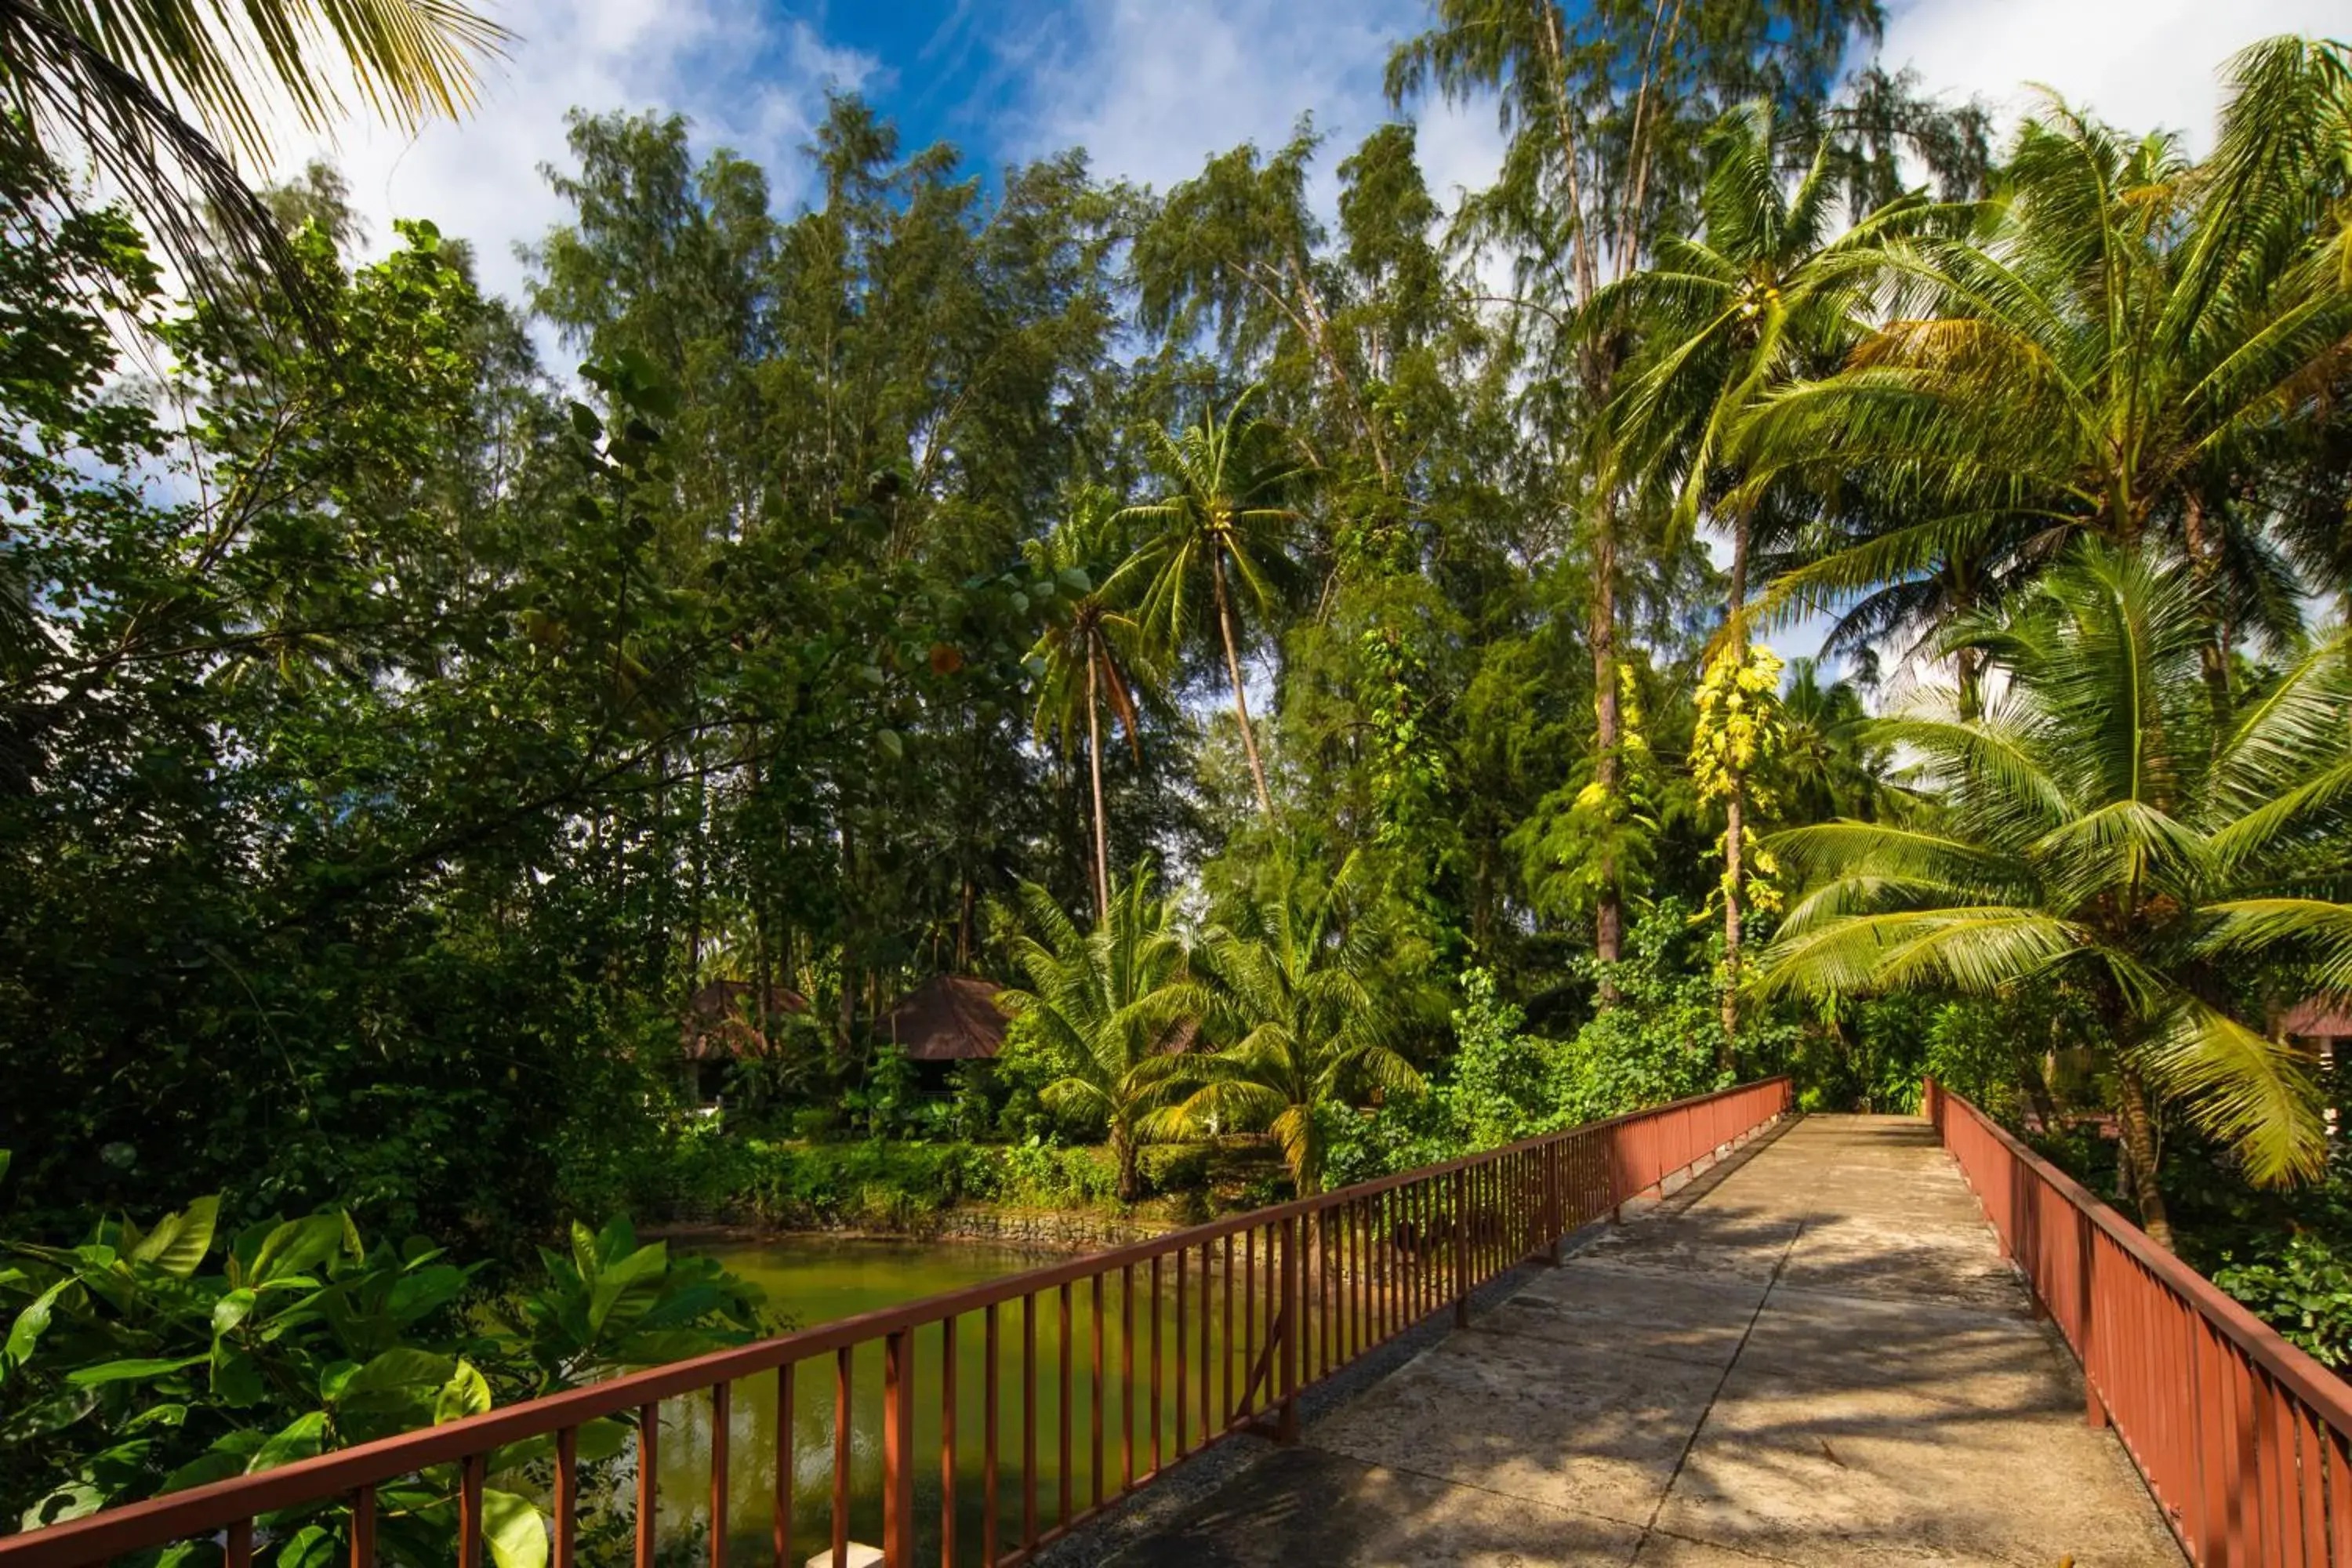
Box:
2215 1236 2352 1368
1553 905 1767 1125
998 869 1199 1200
0 1181 762 1555
662 1135 1132 1230
1759 546 2352 1223
1161 855 1425 1195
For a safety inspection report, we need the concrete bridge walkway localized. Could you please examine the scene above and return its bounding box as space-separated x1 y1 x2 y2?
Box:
1109 1114 2181 1566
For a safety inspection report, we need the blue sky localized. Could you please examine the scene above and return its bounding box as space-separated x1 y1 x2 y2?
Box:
274 0 2346 313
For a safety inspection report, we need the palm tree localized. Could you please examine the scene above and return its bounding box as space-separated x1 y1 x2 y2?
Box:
1775 657 1890 826
2 0 507 304
1747 40 2352 728
1601 101 1917 1040
1025 488 1162 920
997 871 1199 1204
1112 388 1307 820
1754 544 2352 1247
1162 857 1421 1196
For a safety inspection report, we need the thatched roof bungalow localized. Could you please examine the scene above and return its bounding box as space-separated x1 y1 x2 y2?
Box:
882 975 1010 1064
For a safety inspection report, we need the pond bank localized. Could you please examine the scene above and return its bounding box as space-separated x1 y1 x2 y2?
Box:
652 1201 1182 1257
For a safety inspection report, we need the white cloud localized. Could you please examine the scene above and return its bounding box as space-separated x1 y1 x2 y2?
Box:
1881 0 2345 151
260 0 877 305
1004 0 1429 197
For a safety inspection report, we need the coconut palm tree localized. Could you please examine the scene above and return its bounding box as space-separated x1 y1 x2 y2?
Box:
998 871 1199 1204
1025 488 1163 920
1747 40 2352 728
1775 656 1890 826
1161 857 1421 1196
1599 100 1919 1040
1 0 507 304
1112 388 1307 820
1754 544 2352 1247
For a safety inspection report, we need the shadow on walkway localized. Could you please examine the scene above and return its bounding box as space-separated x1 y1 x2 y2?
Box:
1099 1115 2181 1567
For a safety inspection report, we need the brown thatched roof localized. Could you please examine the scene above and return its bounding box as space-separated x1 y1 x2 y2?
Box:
884 975 1009 1062
681 978 808 1062
2278 996 2352 1040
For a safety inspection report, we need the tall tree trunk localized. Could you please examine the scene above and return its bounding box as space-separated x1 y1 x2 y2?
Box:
1592 489 1624 996
1212 550 1276 818
2183 494 2234 742
1719 514 1750 1065
2116 1062 2174 1250
1113 1127 1138 1205
1087 651 1112 921
837 817 858 1061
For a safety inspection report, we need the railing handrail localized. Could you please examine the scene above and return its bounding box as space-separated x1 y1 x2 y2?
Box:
1929 1082 2352 1430
1 1076 1790 1566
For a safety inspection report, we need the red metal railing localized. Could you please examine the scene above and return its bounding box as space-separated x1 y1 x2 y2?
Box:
1925 1078 2352 1566
2 1077 1791 1568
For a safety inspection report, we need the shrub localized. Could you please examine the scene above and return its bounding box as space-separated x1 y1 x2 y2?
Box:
0 1166 764 1557
2216 1234 2352 1367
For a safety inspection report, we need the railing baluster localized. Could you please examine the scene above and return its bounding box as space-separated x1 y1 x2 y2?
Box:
350 1483 376 1568
2298 1400 2327 1566
637 1402 660 1568
1022 1293 1037 1549
1058 1281 1074 1526
1199 1240 1213 1439
1121 1262 1135 1490
227 1518 253 1568
555 1427 581 1566
832 1349 851 1568
461 1451 485 1568
710 1380 731 1568
882 1329 913 1568
1174 1249 1189 1457
773 1367 793 1568
2328 1421 2351 1567
1243 1226 1258 1416
984 1303 1001 1567
1278 1213 1300 1443
1221 1232 1235 1428
1149 1254 1163 1475
1452 1167 1470 1327
1090 1274 1105 1508
940 1316 956 1568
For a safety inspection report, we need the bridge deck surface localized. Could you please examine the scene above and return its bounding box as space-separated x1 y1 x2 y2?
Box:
1107 1113 2180 1566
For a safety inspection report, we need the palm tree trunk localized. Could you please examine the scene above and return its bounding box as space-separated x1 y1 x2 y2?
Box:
2183 494 2234 742
1212 550 1276 818
1592 491 1624 993
1086 651 1112 922
1113 1126 1138 1205
2116 1063 2174 1250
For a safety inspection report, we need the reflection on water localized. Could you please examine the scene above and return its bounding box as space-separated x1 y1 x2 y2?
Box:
651 1234 1264 1565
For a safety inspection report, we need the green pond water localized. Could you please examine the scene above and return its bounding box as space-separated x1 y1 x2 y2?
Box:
648 1235 1272 1564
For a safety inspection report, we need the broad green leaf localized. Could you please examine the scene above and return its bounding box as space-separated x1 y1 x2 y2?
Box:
248 1411 328 1472
123 1402 191 1432
20 1481 104 1531
132 1196 219 1276
2 1279 71 1378
251 1216 343 1283
212 1287 257 1342
435 1358 492 1423
67 1355 209 1388
274 1525 338 1568
482 1490 549 1568
342 1346 457 1397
